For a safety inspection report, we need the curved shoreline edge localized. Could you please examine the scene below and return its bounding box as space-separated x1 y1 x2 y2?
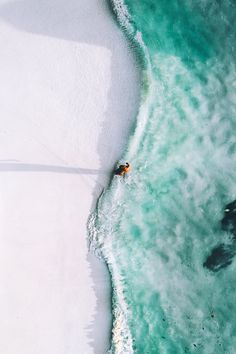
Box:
89 1 152 353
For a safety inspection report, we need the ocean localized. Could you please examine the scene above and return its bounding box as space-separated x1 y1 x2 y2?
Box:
89 0 236 352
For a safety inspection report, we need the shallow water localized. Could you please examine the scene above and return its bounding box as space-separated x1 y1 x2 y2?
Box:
89 0 236 352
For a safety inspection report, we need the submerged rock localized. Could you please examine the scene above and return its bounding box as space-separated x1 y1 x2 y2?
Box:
204 200 236 272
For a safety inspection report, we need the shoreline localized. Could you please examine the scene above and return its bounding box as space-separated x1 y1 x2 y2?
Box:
89 2 148 352
0 0 140 353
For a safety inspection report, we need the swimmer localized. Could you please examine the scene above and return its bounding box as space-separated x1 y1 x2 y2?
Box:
115 162 131 176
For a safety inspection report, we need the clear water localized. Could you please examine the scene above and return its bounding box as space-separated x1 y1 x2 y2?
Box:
89 0 236 353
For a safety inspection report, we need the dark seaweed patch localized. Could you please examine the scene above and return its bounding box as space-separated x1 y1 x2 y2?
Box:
204 200 236 272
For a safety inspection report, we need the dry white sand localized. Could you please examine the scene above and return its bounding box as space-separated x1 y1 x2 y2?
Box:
0 0 139 353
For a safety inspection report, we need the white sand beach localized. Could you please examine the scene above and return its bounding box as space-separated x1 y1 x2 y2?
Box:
0 0 139 353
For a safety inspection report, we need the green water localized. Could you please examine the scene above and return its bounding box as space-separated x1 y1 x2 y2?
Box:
89 0 236 352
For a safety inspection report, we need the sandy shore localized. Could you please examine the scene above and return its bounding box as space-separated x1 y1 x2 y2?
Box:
0 0 139 353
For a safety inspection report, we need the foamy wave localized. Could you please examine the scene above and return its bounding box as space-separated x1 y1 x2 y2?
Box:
110 0 134 35
88 1 155 353
111 0 155 163
108 256 134 354
88 207 134 353
111 0 150 66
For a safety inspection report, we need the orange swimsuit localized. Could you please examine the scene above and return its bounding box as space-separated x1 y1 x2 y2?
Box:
119 165 130 175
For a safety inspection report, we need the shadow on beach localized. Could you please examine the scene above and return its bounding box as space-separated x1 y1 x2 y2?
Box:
0 161 104 175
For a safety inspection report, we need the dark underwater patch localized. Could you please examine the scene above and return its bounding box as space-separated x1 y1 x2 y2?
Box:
204 200 236 272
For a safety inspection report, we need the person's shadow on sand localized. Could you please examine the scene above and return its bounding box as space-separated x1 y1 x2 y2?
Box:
0 161 104 175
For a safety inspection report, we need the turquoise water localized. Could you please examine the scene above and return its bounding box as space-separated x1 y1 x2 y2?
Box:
89 0 236 353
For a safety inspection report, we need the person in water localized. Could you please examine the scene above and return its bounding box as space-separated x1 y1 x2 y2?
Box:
115 162 131 176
